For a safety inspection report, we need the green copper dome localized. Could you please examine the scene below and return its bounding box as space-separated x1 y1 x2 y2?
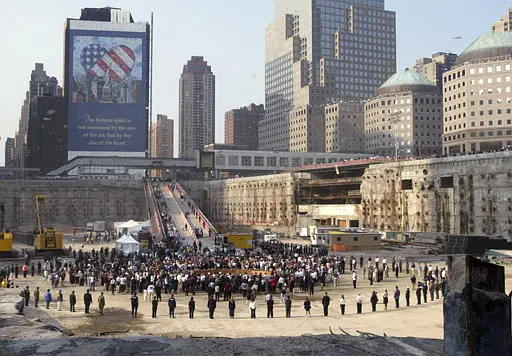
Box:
457 32 512 64
377 70 436 95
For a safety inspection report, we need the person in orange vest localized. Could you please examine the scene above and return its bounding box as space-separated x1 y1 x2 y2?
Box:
22 265 29 278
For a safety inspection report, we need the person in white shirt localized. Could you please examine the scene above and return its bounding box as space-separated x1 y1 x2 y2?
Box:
352 270 357 288
339 294 346 315
110 277 116 295
147 283 155 302
249 297 257 319
356 294 364 314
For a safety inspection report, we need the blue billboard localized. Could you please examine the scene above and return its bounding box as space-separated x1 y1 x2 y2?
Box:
67 29 148 153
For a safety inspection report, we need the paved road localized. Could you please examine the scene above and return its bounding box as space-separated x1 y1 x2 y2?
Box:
160 185 215 250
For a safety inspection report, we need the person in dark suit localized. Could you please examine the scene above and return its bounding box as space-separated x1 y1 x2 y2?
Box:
69 291 77 312
405 287 410 306
285 296 292 318
423 281 428 303
394 286 400 308
207 296 216 319
228 298 236 319
267 295 274 318
189 297 195 319
304 298 311 317
131 292 138 317
168 294 176 318
322 292 330 316
416 284 422 305
151 296 158 318
370 291 379 312
84 289 92 314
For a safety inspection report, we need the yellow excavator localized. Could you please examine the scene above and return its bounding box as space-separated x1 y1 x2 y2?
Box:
0 202 13 254
33 196 63 251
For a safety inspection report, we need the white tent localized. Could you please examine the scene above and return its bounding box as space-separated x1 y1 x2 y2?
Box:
116 220 151 238
116 234 140 255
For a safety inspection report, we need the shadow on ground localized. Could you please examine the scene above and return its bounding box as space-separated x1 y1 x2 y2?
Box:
0 334 443 356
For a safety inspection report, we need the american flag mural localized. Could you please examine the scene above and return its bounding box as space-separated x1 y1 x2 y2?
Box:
73 36 142 104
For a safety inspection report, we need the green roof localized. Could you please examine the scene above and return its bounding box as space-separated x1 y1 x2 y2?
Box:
379 71 435 90
461 32 512 55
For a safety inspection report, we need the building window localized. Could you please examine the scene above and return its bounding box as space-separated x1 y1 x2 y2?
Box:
241 156 252 166
216 155 226 166
440 176 454 188
291 158 301 167
267 157 277 167
228 156 239 166
401 179 413 190
304 158 314 165
254 156 264 167
279 157 289 167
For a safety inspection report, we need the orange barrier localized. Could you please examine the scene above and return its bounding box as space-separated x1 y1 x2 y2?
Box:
331 244 347 252
187 269 273 277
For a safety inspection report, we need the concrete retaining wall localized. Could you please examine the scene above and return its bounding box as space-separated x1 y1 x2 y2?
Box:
0 179 146 231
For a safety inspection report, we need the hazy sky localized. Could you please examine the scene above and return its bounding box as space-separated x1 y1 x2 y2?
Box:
1 0 510 164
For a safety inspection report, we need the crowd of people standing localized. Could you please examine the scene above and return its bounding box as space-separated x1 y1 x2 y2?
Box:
1 181 449 320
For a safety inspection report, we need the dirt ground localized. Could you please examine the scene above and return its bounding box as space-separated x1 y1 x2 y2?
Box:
7 258 512 340
1 257 511 356
4 236 512 340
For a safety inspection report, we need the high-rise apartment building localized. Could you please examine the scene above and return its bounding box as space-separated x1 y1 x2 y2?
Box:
365 70 442 158
491 8 512 32
443 32 512 155
224 104 264 150
260 0 396 152
151 114 174 158
4 138 15 168
411 52 457 92
179 56 215 159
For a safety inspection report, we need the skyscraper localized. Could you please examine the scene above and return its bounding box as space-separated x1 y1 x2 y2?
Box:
225 104 264 150
411 52 457 92
64 7 150 175
13 63 62 174
491 8 512 32
4 138 15 168
29 63 61 99
179 56 215 159
151 114 174 158
260 0 396 152
26 96 67 174
14 92 30 173
150 114 174 177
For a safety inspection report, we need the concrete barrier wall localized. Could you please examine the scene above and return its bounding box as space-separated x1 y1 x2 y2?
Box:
0 179 146 231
